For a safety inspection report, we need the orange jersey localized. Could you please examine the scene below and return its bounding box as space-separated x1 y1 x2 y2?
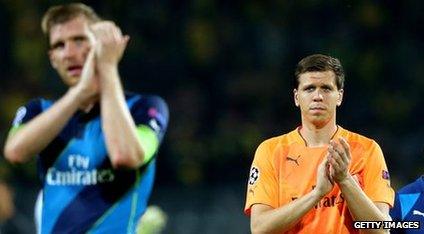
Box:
244 126 394 234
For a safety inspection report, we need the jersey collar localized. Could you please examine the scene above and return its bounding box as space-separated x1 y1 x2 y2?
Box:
294 125 344 147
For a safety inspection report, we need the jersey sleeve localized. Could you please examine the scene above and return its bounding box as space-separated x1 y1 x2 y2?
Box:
8 99 42 136
244 140 279 216
362 141 395 207
130 95 169 164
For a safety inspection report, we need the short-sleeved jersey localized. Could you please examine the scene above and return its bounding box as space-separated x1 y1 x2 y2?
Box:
9 92 169 234
244 126 394 234
390 176 424 234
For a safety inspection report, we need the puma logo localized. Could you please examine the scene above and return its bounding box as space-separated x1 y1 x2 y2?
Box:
287 155 301 166
413 210 424 217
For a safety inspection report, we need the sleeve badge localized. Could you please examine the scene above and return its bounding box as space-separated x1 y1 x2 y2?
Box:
249 166 260 185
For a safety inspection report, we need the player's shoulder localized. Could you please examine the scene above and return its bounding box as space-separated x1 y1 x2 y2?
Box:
20 98 54 112
398 176 424 194
339 126 379 149
11 98 54 126
125 92 167 107
258 128 299 150
125 92 169 125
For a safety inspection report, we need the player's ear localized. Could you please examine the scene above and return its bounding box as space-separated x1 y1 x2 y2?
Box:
337 89 344 106
294 89 299 107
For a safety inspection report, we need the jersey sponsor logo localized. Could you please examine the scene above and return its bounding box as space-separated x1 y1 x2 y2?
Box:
68 154 89 169
310 186 345 208
46 168 115 186
249 167 260 185
286 155 301 166
12 106 27 126
413 210 424 217
291 193 344 208
315 193 345 208
46 154 115 186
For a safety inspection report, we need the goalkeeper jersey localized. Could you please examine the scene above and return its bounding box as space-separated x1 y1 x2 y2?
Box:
245 126 394 234
9 92 169 234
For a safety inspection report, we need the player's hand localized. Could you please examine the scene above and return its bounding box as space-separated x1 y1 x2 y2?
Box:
73 31 99 103
90 21 130 67
315 156 334 197
328 137 351 184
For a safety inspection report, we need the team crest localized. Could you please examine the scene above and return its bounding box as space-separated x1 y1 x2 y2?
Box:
249 166 260 185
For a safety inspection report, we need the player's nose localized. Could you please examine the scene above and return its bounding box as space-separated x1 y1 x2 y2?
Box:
63 42 78 59
312 90 324 101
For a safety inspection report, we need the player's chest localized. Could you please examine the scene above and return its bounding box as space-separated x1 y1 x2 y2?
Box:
278 147 327 180
56 118 107 170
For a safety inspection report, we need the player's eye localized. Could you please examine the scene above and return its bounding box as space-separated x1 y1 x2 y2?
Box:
51 42 64 50
322 86 333 92
74 36 87 46
304 86 315 92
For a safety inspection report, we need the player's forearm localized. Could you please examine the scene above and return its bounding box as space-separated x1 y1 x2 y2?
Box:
4 89 82 163
338 175 390 234
251 189 323 234
99 66 144 169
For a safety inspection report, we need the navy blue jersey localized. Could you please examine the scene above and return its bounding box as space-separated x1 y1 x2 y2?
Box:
390 176 424 234
10 93 168 234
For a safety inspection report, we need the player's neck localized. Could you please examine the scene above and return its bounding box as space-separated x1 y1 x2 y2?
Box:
299 120 337 147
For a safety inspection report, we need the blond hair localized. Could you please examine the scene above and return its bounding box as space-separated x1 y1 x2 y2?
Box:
41 3 101 36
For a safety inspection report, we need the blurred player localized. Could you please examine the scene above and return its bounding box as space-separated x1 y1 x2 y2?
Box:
3 3 168 233
0 181 14 231
390 175 424 234
244 54 394 233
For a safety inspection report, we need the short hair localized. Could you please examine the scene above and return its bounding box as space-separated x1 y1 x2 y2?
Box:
294 54 345 90
41 3 101 36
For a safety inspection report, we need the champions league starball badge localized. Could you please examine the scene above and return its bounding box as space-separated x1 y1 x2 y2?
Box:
249 167 260 185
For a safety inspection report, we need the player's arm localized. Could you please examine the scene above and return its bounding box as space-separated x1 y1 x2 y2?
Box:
4 47 98 163
338 175 390 233
4 90 80 163
329 138 391 234
250 158 333 233
91 21 142 169
131 96 169 166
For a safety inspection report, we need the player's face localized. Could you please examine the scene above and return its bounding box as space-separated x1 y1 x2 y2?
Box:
48 16 92 86
294 71 343 127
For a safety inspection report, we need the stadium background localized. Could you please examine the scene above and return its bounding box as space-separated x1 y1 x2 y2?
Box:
0 0 423 233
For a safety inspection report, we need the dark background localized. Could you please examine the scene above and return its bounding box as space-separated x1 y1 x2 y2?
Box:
0 0 423 233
